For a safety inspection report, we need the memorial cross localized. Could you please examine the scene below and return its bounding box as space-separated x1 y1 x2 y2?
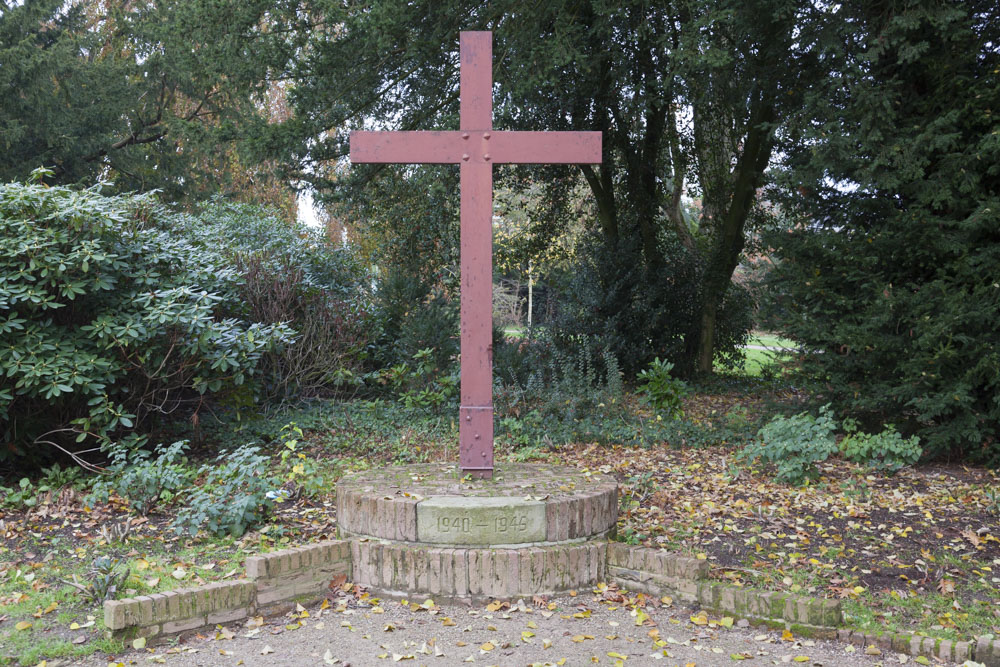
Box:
350 31 601 478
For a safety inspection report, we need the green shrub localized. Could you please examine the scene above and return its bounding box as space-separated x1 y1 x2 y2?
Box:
840 422 921 474
636 357 688 419
741 404 838 485
170 200 374 399
89 440 193 515
172 445 274 537
0 173 294 465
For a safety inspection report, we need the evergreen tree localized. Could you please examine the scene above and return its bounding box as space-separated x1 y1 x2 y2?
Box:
770 1 1000 461
0 0 297 206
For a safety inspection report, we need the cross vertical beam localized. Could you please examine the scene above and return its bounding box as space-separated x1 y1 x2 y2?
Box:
349 31 601 480
458 32 494 477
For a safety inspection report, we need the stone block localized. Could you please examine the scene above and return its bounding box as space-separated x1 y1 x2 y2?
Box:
954 641 970 662
417 496 546 546
105 600 129 630
162 617 205 635
207 607 247 626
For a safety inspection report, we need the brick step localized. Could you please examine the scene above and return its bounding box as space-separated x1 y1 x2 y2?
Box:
350 540 607 600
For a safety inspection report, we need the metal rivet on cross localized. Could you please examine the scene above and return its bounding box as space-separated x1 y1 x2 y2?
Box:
350 31 602 479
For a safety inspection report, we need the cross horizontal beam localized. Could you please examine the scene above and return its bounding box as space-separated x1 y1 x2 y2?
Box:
350 130 602 165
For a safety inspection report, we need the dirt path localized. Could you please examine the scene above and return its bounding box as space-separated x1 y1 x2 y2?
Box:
73 594 924 667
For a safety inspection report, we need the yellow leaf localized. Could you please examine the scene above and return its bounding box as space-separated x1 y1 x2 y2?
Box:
719 616 734 629
486 601 502 612
135 559 149 570
608 651 628 659
782 629 794 641
15 621 32 631
442 617 456 626
132 637 146 650
690 613 708 626
480 642 494 652
793 656 811 662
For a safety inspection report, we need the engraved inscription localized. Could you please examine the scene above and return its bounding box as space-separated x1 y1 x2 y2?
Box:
436 514 530 534
417 496 546 545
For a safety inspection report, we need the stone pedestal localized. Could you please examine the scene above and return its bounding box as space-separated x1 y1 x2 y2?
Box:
336 463 618 600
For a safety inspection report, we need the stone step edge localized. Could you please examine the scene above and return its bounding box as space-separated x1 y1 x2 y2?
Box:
338 526 615 549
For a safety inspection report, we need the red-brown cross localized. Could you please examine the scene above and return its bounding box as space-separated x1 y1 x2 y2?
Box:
350 31 601 479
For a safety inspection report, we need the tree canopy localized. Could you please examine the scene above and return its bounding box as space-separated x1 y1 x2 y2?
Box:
768 0 1000 462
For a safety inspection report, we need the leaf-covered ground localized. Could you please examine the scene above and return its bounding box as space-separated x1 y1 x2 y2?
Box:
1 389 998 664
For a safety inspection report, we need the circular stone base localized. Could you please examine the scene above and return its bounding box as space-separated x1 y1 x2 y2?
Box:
336 463 618 547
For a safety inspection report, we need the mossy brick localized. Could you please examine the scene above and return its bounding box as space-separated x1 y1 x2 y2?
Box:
954 641 971 662
821 599 841 626
564 496 579 538
438 549 456 596
132 596 153 625
937 638 952 661
680 556 708 580
424 549 442 594
588 543 603 583
718 586 737 613
974 636 999 664
453 549 470 597
414 549 429 591
493 551 510 596
582 492 595 535
806 599 826 626
505 550 521 596
467 550 484 596
768 593 787 619
410 548 424 591
606 543 627 569
150 593 169 621
782 596 796 623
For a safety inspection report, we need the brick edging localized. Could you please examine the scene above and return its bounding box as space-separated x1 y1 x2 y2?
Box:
608 543 1000 666
839 628 1000 666
104 540 350 642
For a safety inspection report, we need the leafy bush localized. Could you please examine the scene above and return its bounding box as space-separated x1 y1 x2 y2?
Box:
636 358 688 419
0 173 294 466
172 445 274 537
741 404 839 485
840 422 921 474
89 441 193 515
169 200 373 399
